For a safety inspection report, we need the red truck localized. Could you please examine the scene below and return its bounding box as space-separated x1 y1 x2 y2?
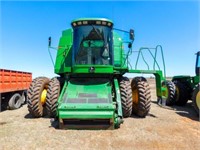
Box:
0 69 32 110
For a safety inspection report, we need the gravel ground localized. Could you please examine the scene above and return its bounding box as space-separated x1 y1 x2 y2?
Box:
0 79 200 150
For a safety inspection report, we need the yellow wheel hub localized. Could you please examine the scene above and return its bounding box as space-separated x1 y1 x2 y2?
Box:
132 89 139 104
41 89 47 105
196 91 200 109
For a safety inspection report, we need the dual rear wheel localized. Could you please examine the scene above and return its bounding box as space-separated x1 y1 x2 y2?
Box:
119 76 151 118
27 77 61 118
46 77 62 117
131 77 151 117
119 77 132 118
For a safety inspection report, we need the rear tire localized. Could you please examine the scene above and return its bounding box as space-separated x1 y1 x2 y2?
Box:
162 81 175 106
27 77 49 117
173 80 189 106
119 76 132 118
192 83 200 115
131 77 151 117
180 81 193 100
46 77 62 117
8 93 22 110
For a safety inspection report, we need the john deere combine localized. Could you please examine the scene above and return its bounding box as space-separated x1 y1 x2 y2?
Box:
27 18 171 129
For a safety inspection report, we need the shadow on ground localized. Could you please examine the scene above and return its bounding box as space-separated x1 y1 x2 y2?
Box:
130 113 158 119
0 101 9 112
152 100 199 121
50 118 59 129
24 113 50 119
173 101 199 121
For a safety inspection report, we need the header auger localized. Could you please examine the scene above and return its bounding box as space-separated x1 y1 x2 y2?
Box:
27 18 172 129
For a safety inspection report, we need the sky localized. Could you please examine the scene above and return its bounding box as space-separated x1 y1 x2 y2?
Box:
0 0 200 78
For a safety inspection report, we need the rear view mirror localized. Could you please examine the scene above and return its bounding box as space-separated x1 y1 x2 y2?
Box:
128 42 132 48
129 29 134 40
48 37 51 47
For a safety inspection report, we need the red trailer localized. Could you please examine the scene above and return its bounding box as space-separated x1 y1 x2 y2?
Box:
0 69 32 110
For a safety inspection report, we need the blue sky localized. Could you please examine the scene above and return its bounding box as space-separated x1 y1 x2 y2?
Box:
1 1 199 78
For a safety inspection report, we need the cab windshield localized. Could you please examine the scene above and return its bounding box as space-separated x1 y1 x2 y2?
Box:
73 25 113 65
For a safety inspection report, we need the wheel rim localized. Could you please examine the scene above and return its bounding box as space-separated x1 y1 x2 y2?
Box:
41 89 47 105
132 89 139 104
196 91 200 109
14 95 21 106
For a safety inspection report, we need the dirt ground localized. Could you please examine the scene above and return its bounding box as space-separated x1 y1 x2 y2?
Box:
0 79 200 150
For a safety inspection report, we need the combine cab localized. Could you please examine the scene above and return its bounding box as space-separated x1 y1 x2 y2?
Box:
27 18 171 129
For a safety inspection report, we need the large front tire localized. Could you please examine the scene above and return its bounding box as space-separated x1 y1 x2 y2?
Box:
119 77 132 118
27 77 49 117
131 77 151 117
192 83 200 115
46 77 62 117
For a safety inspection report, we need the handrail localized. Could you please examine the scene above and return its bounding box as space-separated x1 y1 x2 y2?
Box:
48 45 72 67
141 51 150 70
48 46 55 67
135 47 159 70
154 45 166 78
129 45 166 78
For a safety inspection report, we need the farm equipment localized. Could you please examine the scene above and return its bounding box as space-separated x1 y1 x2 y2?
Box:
172 51 200 115
0 69 32 110
27 18 171 129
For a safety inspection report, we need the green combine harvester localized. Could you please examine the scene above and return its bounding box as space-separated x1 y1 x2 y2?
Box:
172 51 200 115
27 18 172 129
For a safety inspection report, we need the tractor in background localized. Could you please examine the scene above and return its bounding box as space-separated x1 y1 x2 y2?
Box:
172 51 200 115
27 18 172 129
